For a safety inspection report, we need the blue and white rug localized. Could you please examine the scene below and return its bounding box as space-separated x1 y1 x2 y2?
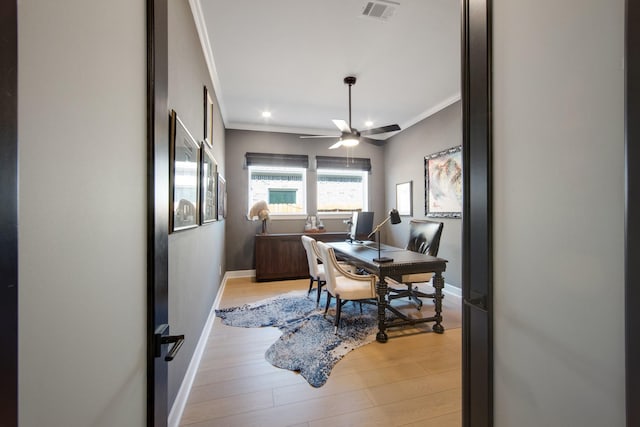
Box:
215 290 378 387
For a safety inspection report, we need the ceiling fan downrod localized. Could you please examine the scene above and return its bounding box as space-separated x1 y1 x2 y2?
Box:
344 76 356 130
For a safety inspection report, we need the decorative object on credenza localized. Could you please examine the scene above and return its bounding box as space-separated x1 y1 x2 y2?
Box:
367 209 401 262
425 145 462 218
200 146 217 224
203 86 214 148
169 110 200 232
248 200 270 233
396 181 413 216
304 215 324 232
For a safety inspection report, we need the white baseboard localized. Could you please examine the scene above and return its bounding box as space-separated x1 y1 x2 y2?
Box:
168 272 230 427
225 269 255 278
443 283 462 297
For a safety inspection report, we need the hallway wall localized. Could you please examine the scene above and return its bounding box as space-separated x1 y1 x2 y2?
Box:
167 0 227 409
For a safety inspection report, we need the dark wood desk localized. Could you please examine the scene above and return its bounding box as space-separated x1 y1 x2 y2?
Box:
328 241 448 343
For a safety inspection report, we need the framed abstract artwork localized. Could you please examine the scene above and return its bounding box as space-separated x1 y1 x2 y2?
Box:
169 110 200 232
425 145 462 218
200 146 217 224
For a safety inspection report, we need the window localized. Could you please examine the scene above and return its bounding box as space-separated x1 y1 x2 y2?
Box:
245 153 371 217
317 169 368 213
249 166 307 215
316 155 371 214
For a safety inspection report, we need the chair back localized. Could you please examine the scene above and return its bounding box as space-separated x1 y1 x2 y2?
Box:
406 220 444 256
301 235 322 279
316 241 338 294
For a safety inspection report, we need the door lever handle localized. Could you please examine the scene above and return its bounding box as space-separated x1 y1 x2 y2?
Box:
463 292 488 312
161 334 185 362
154 324 185 362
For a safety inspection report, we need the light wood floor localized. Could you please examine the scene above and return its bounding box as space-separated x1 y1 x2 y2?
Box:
179 277 462 427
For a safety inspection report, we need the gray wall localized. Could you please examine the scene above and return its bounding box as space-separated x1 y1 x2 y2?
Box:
167 0 226 409
384 101 462 288
225 129 386 271
18 1 147 425
493 0 625 425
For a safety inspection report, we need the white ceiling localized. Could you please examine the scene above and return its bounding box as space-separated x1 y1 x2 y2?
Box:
193 0 461 141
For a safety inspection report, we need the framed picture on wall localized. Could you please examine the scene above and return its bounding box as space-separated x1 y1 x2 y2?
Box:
170 110 201 232
425 145 462 218
200 146 217 224
203 86 214 148
217 173 226 220
396 181 413 216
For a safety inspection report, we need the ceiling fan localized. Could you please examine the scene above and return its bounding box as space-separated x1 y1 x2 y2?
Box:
300 76 401 149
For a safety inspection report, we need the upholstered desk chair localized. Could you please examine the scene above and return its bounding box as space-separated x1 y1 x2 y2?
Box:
301 235 327 304
387 219 444 309
316 241 377 334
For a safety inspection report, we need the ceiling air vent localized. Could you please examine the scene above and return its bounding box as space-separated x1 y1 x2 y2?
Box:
360 0 399 22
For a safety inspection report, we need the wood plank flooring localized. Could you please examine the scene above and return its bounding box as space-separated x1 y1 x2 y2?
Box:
179 277 462 427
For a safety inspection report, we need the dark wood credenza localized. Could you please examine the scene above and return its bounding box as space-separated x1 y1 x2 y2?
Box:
254 232 348 281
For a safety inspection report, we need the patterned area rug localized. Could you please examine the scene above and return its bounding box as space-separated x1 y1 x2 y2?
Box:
215 290 379 387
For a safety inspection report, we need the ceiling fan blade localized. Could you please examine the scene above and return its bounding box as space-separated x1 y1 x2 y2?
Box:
361 137 385 147
299 135 340 139
332 119 351 133
328 140 343 149
360 124 401 136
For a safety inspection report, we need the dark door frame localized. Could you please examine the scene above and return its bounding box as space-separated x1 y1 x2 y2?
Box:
625 1 640 425
461 1 493 425
461 0 640 425
0 1 18 426
147 0 170 426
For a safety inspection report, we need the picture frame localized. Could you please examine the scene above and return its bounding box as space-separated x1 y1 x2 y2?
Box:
396 181 413 216
425 145 462 218
200 145 217 224
203 86 214 148
169 110 200 232
217 173 226 220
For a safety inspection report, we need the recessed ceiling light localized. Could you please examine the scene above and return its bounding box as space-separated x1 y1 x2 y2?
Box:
365 120 373 127
261 111 271 118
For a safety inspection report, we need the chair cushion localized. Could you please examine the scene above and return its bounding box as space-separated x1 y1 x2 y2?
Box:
400 272 433 284
334 275 376 300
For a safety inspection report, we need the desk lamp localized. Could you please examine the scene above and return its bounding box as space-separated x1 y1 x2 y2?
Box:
368 209 401 262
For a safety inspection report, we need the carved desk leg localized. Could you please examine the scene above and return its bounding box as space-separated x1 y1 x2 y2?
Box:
376 277 388 343
432 271 445 334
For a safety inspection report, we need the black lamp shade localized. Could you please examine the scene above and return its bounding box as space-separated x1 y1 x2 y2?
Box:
389 209 401 225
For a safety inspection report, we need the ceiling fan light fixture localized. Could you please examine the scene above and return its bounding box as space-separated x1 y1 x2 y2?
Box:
341 137 359 147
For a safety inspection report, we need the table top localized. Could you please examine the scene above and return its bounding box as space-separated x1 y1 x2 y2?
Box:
328 241 447 277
